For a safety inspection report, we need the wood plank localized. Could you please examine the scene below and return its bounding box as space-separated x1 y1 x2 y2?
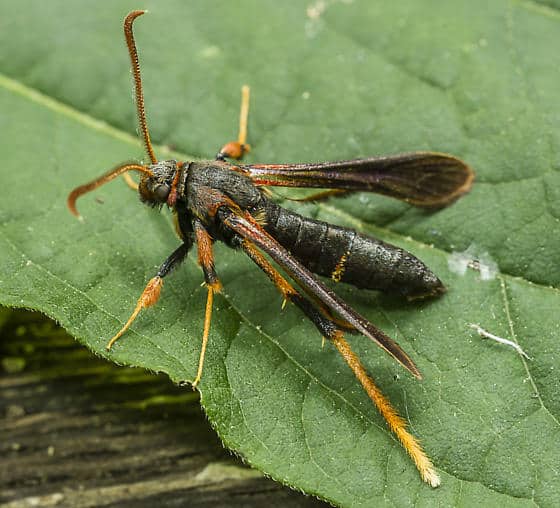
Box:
0 309 328 507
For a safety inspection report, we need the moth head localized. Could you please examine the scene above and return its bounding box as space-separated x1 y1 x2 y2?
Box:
138 160 181 206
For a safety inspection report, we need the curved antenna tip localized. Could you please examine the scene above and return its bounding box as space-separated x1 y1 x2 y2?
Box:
66 163 152 221
124 9 158 164
126 9 148 17
67 193 83 220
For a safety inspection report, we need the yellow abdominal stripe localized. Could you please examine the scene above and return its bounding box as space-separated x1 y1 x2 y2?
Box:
331 251 350 282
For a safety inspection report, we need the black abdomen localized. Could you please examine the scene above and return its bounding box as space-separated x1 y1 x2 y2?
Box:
263 202 444 298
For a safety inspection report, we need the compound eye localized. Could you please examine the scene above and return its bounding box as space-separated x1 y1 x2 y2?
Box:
153 183 170 202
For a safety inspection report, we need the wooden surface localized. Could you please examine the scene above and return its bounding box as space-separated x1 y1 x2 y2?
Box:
0 309 329 508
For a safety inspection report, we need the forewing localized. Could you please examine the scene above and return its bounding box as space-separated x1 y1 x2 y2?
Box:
244 151 474 207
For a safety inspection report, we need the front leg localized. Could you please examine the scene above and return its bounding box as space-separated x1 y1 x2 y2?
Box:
106 241 191 350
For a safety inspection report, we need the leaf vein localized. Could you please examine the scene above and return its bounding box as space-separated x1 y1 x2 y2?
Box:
499 276 560 428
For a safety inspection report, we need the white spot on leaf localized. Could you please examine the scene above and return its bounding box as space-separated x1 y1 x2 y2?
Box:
448 244 498 280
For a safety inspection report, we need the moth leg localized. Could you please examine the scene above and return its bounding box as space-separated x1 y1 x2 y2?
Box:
192 220 222 387
122 172 139 191
240 237 440 487
331 333 440 487
216 85 251 161
241 239 356 333
285 189 352 203
106 242 190 350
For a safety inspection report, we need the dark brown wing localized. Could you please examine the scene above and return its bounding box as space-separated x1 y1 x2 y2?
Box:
220 208 421 379
243 151 474 208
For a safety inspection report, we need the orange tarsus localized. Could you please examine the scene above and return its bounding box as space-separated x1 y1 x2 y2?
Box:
331 333 440 487
192 284 214 387
124 10 157 164
106 276 163 350
67 163 153 218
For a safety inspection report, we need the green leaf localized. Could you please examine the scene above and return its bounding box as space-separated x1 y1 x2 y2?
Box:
1 1 559 506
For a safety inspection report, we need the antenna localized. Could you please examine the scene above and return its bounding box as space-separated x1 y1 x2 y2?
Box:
123 10 157 164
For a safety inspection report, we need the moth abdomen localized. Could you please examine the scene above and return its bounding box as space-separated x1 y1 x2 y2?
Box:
263 202 444 298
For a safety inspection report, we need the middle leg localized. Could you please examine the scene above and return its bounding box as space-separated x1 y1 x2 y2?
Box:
192 219 222 387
